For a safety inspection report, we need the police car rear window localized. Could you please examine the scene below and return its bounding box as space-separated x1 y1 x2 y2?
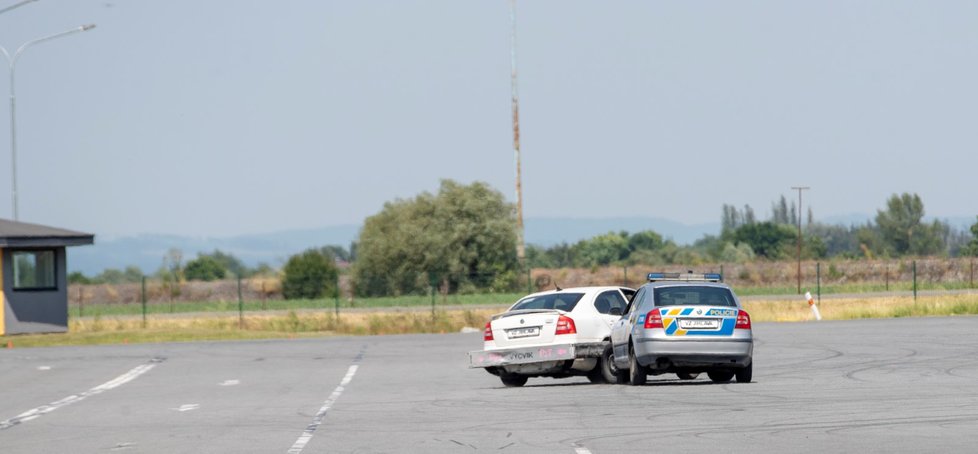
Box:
511 293 585 312
653 287 736 307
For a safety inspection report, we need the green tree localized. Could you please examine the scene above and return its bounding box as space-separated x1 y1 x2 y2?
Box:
202 250 250 277
282 249 338 299
731 222 796 258
353 180 518 296
875 193 946 255
574 232 630 266
963 216 978 256
184 256 227 281
628 230 664 253
68 271 91 284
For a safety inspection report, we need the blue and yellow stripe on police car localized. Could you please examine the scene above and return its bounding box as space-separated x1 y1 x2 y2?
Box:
662 307 736 336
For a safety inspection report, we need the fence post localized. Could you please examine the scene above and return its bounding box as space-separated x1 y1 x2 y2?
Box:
971 259 974 289
720 264 724 282
141 276 147 329
816 262 821 305
238 275 244 329
884 261 889 291
623 266 628 287
78 286 84 319
431 285 436 319
526 268 532 294
334 274 340 318
912 260 917 302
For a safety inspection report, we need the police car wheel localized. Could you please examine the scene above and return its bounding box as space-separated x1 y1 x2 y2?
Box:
628 346 647 386
500 374 528 387
591 344 618 384
735 363 752 383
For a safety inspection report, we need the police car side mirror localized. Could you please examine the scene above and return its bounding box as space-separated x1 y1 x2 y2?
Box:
609 307 622 316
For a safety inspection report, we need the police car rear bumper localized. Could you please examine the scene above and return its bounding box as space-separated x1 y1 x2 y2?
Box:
634 338 753 369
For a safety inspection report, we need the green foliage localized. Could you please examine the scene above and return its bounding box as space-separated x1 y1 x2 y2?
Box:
731 222 796 258
282 249 339 300
353 180 518 297
963 216 978 257
184 256 227 281
575 231 630 266
875 193 946 256
201 250 249 277
68 271 91 284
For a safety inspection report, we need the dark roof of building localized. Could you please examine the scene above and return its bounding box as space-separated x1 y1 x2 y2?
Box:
0 219 94 247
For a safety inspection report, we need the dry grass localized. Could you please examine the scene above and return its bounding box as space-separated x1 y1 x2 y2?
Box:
742 294 978 322
5 294 978 348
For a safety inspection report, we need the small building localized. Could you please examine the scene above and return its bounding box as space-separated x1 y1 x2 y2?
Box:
0 219 94 335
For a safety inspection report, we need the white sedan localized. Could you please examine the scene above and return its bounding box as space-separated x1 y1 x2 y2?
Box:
469 286 635 387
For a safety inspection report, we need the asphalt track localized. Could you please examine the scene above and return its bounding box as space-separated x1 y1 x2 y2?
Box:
2 316 978 453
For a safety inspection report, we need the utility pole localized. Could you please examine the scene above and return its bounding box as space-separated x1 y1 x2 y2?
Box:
791 186 810 294
510 0 525 264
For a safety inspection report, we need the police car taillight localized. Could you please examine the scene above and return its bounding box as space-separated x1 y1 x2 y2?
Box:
644 309 663 329
483 321 494 341
735 310 752 329
555 315 577 335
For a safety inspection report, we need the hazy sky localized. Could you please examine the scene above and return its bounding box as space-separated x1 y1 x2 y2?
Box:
1 0 976 237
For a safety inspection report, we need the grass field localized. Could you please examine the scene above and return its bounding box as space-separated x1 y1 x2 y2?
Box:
4 294 978 349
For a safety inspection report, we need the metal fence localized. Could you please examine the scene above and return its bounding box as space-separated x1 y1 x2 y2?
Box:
67 257 978 320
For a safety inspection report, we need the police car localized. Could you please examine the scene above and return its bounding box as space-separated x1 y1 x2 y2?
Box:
469 286 635 387
610 272 753 385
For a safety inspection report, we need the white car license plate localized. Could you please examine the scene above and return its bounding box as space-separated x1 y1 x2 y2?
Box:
506 327 540 338
678 319 719 329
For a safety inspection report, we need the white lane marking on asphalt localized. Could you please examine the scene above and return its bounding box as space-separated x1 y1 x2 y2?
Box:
0 361 158 431
218 379 240 386
287 364 359 454
572 443 593 454
37 366 51 371
173 404 200 412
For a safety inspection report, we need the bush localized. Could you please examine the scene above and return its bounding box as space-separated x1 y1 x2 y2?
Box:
282 249 338 300
184 256 227 282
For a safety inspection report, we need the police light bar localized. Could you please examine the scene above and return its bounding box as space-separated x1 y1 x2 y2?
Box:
647 272 723 282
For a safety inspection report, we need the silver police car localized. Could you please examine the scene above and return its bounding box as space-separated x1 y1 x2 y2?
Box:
610 272 753 385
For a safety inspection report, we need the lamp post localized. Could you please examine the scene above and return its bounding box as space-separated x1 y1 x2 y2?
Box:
0 24 95 220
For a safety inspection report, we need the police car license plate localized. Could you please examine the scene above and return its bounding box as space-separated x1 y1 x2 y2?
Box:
506 327 540 338
678 319 719 329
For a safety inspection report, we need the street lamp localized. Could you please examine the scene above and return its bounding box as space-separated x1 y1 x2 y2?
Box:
0 24 96 220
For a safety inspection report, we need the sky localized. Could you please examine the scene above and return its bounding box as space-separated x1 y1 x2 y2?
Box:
0 0 976 238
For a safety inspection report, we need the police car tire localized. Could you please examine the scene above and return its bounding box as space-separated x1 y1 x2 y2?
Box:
628 347 647 386
592 344 618 384
707 370 735 383
500 374 528 387
735 363 752 383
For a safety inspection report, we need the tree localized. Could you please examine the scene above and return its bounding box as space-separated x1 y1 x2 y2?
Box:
963 216 978 256
352 180 518 296
875 193 946 255
184 256 227 281
575 232 630 266
731 222 796 258
282 249 338 299
202 250 250 277
628 230 665 253
68 271 91 284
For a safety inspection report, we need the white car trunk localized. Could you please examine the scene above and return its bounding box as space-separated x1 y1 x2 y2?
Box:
488 309 564 349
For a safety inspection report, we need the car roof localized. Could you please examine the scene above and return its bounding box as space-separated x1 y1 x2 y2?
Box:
521 286 633 299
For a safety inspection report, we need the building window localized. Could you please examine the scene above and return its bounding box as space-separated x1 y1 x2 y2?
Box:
12 250 57 290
